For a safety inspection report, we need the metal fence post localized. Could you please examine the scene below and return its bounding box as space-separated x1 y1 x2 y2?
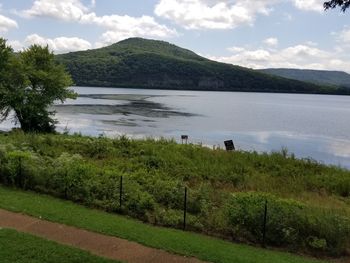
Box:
18 156 22 188
64 170 68 199
119 176 123 209
183 187 187 230
262 200 268 247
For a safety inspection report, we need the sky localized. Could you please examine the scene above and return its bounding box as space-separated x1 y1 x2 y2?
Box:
0 0 350 72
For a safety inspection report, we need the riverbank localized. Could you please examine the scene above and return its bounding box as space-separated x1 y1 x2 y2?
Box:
0 131 349 257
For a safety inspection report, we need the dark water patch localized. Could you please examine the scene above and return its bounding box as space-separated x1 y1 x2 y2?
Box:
55 100 198 118
101 119 139 127
79 94 197 101
79 94 166 101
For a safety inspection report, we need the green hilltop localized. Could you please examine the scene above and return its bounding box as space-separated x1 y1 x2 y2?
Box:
56 38 349 95
259 68 350 88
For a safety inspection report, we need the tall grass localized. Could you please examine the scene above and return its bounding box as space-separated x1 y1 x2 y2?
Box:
0 131 349 256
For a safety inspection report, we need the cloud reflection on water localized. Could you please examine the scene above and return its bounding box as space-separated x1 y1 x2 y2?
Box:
1 87 350 169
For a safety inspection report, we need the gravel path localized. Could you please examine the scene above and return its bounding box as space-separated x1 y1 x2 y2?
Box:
0 209 206 263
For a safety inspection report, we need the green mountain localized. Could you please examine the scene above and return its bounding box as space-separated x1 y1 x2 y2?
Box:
259 68 350 88
56 38 349 95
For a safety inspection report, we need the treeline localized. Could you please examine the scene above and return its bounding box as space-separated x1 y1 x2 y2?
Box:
259 68 350 88
56 38 350 95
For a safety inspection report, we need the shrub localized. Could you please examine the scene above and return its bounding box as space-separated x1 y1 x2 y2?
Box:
225 192 350 255
0 150 39 189
123 179 156 220
0 132 350 257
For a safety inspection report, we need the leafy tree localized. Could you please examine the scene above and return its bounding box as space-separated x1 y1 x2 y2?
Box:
324 0 350 11
0 38 76 133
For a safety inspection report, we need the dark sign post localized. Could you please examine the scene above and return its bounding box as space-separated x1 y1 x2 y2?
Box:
181 135 188 145
224 140 235 151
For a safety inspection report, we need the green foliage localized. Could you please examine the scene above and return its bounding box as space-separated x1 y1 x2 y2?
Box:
55 38 349 95
226 192 350 255
0 132 349 256
324 0 350 11
259 68 350 88
0 38 76 132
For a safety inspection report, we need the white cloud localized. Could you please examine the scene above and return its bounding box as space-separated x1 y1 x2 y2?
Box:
263 37 279 47
7 40 23 51
336 28 350 44
23 34 92 53
81 13 178 45
0 14 18 32
331 27 350 52
155 0 278 30
22 0 178 46
208 43 350 73
19 0 326 48
19 0 327 46
292 0 325 12
227 46 245 52
154 0 325 30
22 0 88 21
305 40 318 46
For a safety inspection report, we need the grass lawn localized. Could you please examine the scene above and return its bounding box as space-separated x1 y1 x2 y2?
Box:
0 228 119 263
0 186 327 263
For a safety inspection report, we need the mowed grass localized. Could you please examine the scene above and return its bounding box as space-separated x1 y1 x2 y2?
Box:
0 186 327 263
0 228 119 263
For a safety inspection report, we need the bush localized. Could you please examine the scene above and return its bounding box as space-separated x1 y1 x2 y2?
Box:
225 192 350 255
0 132 350 257
123 179 156 219
0 150 40 189
50 153 93 201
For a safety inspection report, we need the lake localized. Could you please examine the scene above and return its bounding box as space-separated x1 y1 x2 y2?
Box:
2 86 350 168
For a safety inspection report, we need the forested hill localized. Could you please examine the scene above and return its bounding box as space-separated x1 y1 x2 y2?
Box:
259 68 350 88
55 38 350 95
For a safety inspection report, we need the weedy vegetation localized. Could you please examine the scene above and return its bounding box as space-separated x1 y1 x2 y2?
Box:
0 131 349 257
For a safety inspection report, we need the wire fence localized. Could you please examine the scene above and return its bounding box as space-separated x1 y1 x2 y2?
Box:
2 156 348 255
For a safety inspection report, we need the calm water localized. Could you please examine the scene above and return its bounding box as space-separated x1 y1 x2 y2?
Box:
2 86 350 168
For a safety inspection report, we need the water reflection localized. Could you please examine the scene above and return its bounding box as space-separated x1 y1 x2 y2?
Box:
55 94 198 119
2 86 350 169
328 140 350 158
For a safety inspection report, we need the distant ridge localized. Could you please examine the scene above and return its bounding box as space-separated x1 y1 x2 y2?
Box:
56 38 350 95
259 68 350 88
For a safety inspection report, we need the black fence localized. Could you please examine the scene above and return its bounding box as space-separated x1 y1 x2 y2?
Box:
2 156 348 256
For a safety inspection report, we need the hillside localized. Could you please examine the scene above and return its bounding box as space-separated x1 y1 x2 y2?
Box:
56 38 349 95
259 68 350 88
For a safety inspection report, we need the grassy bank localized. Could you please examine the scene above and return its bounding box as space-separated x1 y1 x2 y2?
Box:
0 186 325 263
0 228 118 263
0 131 349 256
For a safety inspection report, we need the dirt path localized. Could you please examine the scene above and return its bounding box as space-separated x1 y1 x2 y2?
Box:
0 209 206 263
